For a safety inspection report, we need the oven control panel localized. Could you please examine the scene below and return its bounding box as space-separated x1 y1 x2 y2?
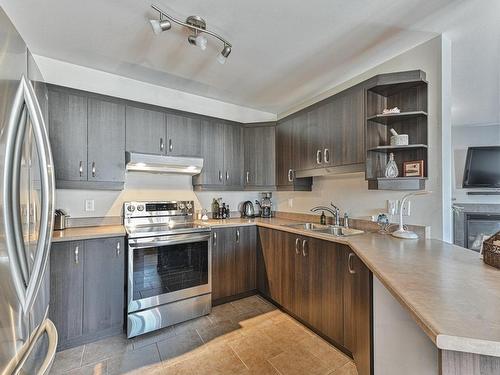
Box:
124 201 194 218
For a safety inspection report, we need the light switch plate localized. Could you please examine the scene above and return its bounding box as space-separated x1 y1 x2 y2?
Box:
401 200 411 216
387 200 398 215
85 199 95 212
288 198 293 208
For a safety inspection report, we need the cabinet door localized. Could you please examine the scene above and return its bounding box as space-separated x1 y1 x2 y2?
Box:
49 241 84 349
309 240 345 345
280 232 299 313
166 113 202 157
276 119 294 187
223 123 243 187
294 236 311 322
257 227 282 303
48 89 88 182
193 120 224 186
234 226 257 294
212 228 235 301
125 105 165 155
331 87 365 166
83 238 125 336
244 125 276 188
344 250 372 375
298 109 321 171
88 98 126 182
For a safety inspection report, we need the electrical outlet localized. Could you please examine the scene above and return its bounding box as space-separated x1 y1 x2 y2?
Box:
387 200 398 215
85 199 95 212
401 199 411 216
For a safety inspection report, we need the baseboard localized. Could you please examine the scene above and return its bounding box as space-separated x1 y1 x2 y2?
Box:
212 290 258 306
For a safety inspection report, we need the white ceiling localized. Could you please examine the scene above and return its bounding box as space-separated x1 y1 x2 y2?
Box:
1 0 499 126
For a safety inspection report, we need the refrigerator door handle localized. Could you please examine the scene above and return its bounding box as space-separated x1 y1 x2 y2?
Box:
12 318 58 375
22 75 55 313
3 75 55 312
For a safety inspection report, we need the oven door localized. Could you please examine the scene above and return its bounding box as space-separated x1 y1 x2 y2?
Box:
127 232 211 313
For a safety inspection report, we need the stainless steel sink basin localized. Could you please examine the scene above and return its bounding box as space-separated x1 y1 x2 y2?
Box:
282 222 364 237
283 223 329 231
315 226 364 237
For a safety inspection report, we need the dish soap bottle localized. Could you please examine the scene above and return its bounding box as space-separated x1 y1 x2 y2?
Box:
384 152 399 178
320 211 326 225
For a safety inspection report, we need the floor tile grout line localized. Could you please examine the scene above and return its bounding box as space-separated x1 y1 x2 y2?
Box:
228 345 249 370
266 358 284 375
195 327 205 344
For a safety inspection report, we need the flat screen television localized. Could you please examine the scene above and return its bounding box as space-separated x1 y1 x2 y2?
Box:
462 146 500 188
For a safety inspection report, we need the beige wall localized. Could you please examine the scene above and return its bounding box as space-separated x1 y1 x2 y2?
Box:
274 36 447 239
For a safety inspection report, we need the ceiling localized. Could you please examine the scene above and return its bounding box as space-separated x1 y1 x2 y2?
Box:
1 0 499 126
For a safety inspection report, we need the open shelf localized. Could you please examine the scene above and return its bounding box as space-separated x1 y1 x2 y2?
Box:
366 111 427 125
367 144 428 153
367 177 427 191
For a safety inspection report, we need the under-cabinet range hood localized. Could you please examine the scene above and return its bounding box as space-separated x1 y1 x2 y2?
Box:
125 152 203 175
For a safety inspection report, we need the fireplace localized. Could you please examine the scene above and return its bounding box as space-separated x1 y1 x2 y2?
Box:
454 204 500 252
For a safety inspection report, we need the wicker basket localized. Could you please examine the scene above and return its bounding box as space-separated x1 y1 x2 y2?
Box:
483 231 500 269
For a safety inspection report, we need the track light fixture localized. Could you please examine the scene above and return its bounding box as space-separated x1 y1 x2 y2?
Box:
149 4 232 63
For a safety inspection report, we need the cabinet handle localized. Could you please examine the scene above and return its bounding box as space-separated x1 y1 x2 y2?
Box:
79 161 83 177
91 161 96 177
288 169 294 182
246 171 250 184
226 171 229 181
316 149 322 164
218 170 222 182
295 238 300 254
213 232 217 247
169 138 173 152
324 148 330 164
236 229 240 243
348 253 356 274
302 239 308 257
160 137 164 152
116 241 121 256
74 246 79 264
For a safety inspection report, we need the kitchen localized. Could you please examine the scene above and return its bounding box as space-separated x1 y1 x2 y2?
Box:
1 1 500 375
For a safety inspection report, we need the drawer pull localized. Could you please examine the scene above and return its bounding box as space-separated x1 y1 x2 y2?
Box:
116 241 121 256
74 246 79 264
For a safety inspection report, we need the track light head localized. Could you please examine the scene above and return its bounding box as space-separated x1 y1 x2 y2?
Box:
188 33 208 51
149 19 171 34
217 45 231 64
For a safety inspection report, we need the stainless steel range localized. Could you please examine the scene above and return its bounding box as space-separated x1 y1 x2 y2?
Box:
124 200 212 338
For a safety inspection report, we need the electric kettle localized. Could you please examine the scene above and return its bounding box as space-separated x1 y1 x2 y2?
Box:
241 201 255 218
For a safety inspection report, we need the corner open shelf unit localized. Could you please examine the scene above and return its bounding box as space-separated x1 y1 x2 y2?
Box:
365 70 428 190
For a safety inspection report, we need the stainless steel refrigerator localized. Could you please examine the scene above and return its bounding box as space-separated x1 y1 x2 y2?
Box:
0 7 57 375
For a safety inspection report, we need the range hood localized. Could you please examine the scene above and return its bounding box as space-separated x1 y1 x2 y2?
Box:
125 152 203 175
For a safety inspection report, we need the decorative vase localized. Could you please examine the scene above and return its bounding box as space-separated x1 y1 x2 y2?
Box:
385 153 399 178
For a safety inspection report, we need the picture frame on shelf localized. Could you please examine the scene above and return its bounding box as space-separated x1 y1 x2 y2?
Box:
403 160 424 177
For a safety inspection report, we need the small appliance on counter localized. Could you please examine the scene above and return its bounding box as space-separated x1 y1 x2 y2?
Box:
241 201 255 218
257 192 273 218
54 209 69 230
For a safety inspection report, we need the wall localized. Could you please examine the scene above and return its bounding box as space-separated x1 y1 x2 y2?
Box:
55 172 259 218
452 124 500 204
33 55 276 124
274 36 450 240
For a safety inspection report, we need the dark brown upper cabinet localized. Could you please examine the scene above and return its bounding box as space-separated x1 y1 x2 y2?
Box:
125 105 165 155
193 120 244 191
275 117 313 191
243 124 276 190
166 113 202 157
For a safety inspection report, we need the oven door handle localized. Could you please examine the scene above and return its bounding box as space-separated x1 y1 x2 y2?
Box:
128 232 211 249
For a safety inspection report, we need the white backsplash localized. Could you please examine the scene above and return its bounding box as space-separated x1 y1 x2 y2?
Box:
55 172 259 218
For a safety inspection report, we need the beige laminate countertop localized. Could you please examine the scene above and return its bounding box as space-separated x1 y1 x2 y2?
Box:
52 217 500 357
200 217 500 357
52 225 126 242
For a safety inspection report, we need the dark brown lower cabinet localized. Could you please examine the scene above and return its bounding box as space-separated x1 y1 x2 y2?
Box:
49 237 125 350
257 228 372 375
212 226 257 303
343 249 373 375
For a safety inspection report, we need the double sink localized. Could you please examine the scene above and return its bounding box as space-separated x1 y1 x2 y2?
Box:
283 222 364 237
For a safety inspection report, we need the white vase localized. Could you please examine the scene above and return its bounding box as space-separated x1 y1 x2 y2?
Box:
385 153 399 178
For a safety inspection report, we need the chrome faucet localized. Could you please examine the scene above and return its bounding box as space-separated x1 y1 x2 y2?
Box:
311 203 341 226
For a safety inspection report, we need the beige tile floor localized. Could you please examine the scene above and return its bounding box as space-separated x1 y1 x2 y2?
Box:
50 295 358 375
